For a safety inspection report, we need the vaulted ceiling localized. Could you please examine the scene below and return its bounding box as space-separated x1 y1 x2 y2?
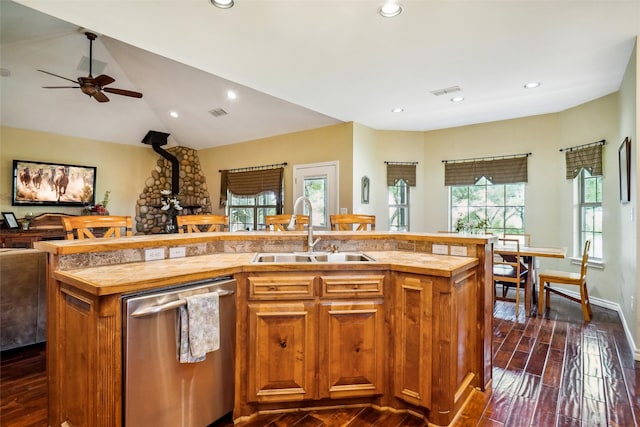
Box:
1 0 638 150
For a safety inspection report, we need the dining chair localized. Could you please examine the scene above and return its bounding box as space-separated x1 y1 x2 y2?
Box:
498 233 531 296
176 214 228 233
62 215 133 240
265 214 309 231
538 240 592 321
493 238 528 317
329 214 376 231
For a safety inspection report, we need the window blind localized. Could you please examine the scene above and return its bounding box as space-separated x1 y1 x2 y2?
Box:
219 167 284 206
386 164 416 186
564 144 602 179
444 157 528 185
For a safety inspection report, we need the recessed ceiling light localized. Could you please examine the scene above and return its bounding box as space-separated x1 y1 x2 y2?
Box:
227 90 237 100
210 0 234 9
451 96 465 103
391 107 404 113
524 81 541 89
170 111 179 118
379 2 402 17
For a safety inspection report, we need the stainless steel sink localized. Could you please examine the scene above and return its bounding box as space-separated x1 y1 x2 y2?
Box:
252 252 375 263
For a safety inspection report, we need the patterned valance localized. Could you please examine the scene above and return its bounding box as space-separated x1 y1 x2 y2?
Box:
219 166 284 207
565 144 603 179
444 156 528 186
386 163 416 186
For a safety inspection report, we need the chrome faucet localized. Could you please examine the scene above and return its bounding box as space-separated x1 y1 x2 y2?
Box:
289 196 320 252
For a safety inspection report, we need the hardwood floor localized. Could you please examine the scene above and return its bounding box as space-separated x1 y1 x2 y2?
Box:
2 295 639 426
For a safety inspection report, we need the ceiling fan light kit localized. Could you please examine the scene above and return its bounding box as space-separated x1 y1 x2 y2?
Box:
38 31 143 103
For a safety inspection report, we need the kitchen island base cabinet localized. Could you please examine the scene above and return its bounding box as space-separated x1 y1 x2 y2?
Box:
248 301 317 402
393 270 479 426
319 299 385 399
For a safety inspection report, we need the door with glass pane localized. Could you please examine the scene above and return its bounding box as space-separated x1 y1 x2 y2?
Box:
293 162 338 230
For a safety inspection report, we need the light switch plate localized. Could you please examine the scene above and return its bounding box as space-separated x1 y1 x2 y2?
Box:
432 244 448 255
169 247 186 258
144 248 165 261
450 246 467 256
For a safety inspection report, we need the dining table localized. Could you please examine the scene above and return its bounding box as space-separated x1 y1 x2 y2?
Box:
493 243 567 316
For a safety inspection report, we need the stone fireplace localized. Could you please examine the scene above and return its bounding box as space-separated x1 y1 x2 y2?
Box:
135 146 212 234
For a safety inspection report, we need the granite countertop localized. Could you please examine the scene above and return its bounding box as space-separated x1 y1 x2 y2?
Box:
53 250 478 296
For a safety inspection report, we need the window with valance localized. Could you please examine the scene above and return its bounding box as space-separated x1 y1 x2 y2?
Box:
219 166 284 208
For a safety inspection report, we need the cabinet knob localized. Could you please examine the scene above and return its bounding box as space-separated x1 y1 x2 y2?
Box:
279 339 287 349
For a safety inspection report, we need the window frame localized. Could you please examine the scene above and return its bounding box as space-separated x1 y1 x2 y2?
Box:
577 169 603 259
449 177 526 235
388 178 410 232
227 191 279 231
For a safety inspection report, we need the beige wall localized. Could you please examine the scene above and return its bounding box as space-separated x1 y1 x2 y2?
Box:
619 40 638 348
0 126 157 220
197 122 354 215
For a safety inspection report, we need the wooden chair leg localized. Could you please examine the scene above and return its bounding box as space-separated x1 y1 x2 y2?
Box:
580 281 592 322
538 279 545 316
515 283 520 317
545 282 551 310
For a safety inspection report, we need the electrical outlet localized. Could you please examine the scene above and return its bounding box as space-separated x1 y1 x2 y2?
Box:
144 248 165 261
450 246 467 256
169 247 186 258
340 208 348 214
432 244 448 255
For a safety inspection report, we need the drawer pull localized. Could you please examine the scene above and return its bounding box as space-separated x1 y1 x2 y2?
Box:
280 339 287 349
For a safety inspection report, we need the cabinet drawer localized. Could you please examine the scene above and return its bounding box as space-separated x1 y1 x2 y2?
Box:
249 275 315 300
320 275 385 298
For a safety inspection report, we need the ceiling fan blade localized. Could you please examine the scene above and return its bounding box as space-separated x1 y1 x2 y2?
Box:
93 74 115 87
103 87 143 98
42 86 80 89
93 91 110 103
37 69 78 84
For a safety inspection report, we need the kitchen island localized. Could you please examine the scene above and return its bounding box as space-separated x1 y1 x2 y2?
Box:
34 231 495 427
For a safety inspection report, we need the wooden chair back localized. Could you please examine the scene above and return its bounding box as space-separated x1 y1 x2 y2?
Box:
265 214 309 231
329 214 376 231
176 215 228 233
503 233 531 246
493 238 527 317
62 215 133 240
538 240 592 321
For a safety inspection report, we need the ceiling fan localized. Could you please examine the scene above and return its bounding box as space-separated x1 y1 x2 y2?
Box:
38 31 143 103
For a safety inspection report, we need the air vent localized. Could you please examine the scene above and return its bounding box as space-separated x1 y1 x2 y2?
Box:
209 108 228 117
430 85 461 96
77 56 107 75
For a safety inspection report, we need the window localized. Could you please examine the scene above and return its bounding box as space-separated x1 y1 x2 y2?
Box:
578 169 602 258
228 191 277 231
389 179 409 231
450 177 525 235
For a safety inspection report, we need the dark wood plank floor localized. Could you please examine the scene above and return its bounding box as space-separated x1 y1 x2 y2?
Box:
2 294 639 426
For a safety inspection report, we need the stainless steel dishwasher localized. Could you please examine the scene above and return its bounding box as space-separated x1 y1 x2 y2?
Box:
123 277 236 427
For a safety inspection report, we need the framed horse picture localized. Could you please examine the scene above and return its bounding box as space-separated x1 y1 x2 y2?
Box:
12 160 97 207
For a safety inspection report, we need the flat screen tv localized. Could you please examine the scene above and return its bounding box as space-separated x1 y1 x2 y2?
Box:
12 159 97 207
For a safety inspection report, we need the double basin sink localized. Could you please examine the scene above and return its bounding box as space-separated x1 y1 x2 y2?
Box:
252 252 375 263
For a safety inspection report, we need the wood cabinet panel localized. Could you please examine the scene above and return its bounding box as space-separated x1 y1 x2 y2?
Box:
248 275 315 300
248 301 317 402
319 300 384 399
320 274 384 298
393 274 432 407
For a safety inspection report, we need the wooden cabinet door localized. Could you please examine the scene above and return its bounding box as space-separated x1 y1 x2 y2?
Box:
248 301 317 402
318 299 384 399
393 274 432 408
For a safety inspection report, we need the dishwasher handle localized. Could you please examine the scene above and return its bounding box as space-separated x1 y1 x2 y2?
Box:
130 289 234 318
